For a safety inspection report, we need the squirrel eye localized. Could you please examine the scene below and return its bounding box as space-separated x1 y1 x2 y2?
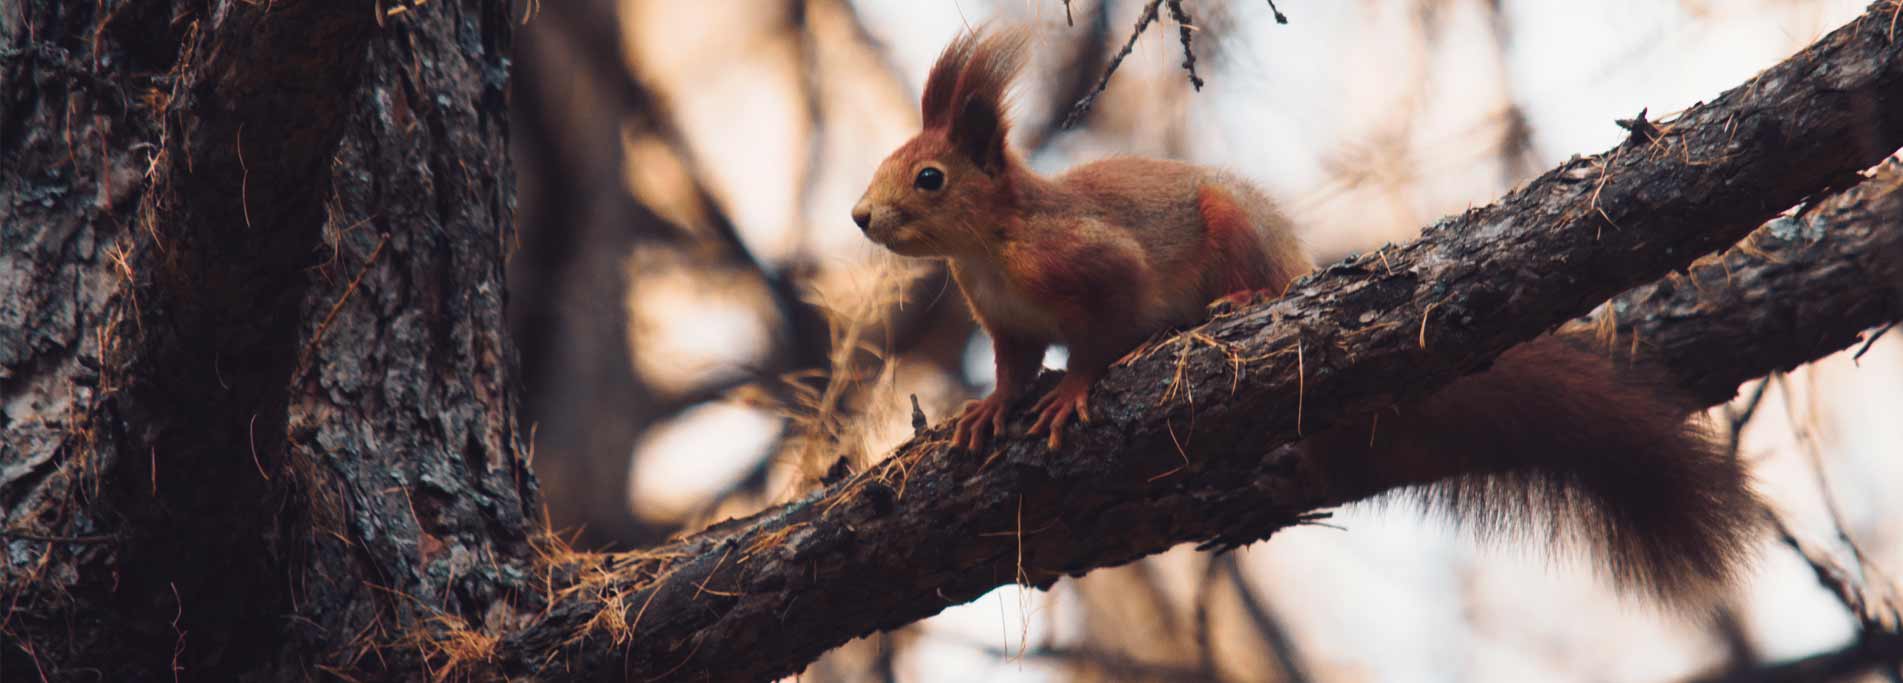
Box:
914 167 945 191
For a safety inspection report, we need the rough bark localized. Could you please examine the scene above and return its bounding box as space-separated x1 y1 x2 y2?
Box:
2 1 535 679
494 5 1903 679
1604 161 1903 406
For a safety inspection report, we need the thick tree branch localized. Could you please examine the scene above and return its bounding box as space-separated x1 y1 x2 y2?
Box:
496 4 1903 679
1656 164 1903 683
3 2 535 679
1603 161 1903 405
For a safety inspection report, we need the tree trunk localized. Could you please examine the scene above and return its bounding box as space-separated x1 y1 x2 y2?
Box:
2 1 537 679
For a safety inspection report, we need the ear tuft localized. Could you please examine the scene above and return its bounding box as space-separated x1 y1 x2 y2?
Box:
920 25 1031 174
920 30 979 129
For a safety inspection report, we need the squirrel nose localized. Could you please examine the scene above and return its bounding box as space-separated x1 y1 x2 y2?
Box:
851 205 871 231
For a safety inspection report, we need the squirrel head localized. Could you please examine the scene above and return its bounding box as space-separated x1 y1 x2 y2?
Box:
853 26 1030 258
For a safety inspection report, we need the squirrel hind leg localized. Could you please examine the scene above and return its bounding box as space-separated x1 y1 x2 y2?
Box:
1195 184 1302 312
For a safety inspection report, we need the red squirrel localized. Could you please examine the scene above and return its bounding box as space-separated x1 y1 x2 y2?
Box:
853 26 1762 609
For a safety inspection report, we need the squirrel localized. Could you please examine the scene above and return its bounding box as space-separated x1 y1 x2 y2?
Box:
852 26 1763 610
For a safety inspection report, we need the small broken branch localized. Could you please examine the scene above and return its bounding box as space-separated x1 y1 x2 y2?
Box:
1061 0 1164 129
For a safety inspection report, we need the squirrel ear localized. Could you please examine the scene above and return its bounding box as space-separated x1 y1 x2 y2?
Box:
951 96 1007 174
929 25 1027 174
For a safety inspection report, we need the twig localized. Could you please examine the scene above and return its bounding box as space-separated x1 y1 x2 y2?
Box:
1061 0 1163 130
872 631 901 683
1264 0 1289 25
248 413 271 481
1022 0 1113 148
1221 555 1312 683
1770 513 1901 646
1725 376 1773 453
1853 322 1894 365
1294 335 1304 434
1708 604 1764 671
237 123 252 227
295 233 391 379
1127 560 1187 636
170 582 186 683
1776 373 1903 638
1164 0 1204 90
1192 556 1222 678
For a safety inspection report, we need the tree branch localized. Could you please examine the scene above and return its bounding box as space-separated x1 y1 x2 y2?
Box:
1603 160 1903 406
492 5 1903 679
1684 631 1903 683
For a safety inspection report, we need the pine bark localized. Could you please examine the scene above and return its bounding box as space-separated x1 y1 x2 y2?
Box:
2 1 535 679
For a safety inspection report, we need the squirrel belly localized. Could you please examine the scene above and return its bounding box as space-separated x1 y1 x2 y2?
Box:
852 24 1763 611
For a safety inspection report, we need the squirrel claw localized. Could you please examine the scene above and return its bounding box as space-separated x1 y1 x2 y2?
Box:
1028 379 1091 449
1208 288 1279 316
953 395 1010 451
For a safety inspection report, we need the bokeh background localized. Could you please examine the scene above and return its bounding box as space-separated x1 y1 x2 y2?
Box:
507 1 1902 680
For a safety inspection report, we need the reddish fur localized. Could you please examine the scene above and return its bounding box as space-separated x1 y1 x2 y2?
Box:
1198 185 1291 298
1016 238 1144 324
918 34 976 127
1304 333 1763 610
853 25 1763 609
919 28 1029 173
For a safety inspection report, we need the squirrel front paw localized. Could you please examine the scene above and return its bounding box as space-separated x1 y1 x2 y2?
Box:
1028 377 1092 449
953 393 1012 451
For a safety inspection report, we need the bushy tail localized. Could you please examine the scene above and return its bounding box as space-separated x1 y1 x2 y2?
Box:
1305 332 1764 611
